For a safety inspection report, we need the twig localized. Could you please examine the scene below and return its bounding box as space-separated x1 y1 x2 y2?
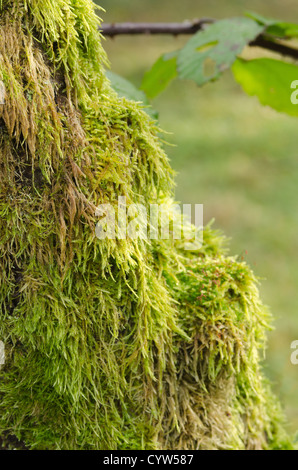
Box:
250 36 298 60
100 19 214 37
100 20 298 61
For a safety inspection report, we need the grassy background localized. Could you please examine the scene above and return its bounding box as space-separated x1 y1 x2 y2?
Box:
97 0 298 434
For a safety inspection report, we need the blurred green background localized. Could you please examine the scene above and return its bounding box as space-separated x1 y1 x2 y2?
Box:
96 0 298 434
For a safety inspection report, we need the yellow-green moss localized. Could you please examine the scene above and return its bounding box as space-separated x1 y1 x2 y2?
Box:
0 0 293 450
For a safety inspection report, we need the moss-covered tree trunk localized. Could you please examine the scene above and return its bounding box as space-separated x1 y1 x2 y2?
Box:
0 0 293 450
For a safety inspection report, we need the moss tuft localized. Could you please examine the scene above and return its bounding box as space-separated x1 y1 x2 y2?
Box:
0 0 294 450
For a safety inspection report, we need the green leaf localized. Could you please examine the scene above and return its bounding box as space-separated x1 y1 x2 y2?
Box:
232 57 298 117
140 51 178 99
106 70 158 119
245 11 279 26
177 17 264 87
246 11 298 38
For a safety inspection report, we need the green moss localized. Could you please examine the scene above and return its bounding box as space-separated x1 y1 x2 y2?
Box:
0 0 294 450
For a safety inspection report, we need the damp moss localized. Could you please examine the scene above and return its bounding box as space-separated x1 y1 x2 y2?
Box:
0 0 294 450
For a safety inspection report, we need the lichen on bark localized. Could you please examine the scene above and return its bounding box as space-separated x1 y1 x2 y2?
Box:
0 0 294 450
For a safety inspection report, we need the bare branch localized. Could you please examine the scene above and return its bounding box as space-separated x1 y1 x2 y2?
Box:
100 21 298 61
100 19 214 37
250 36 298 60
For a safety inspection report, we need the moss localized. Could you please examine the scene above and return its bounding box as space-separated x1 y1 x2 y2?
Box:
0 0 294 450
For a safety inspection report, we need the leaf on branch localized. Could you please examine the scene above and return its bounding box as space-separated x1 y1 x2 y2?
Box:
232 58 298 117
140 51 178 99
246 11 298 38
177 17 265 86
106 70 158 119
